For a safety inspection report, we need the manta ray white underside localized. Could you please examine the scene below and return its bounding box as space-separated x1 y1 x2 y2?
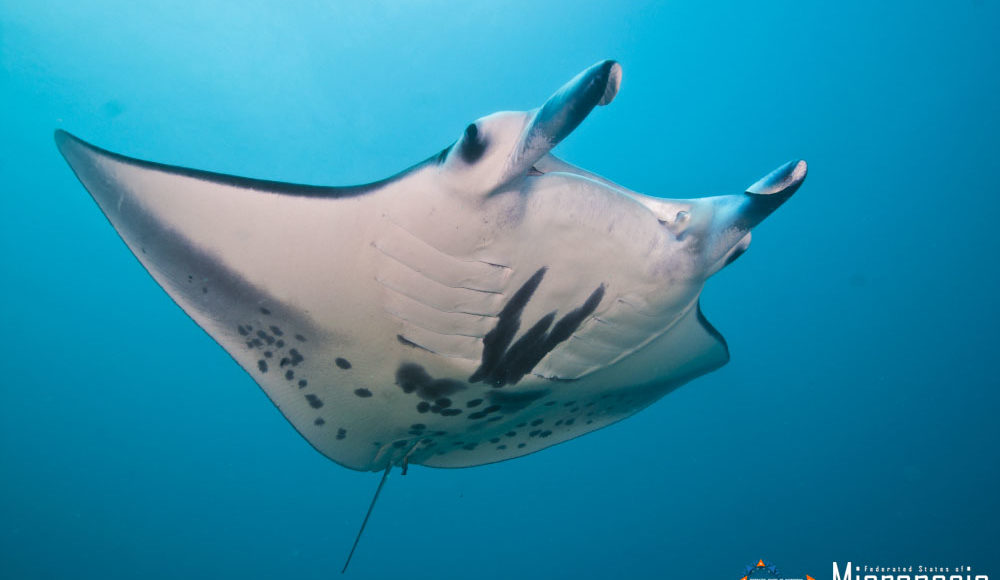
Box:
56 60 807 474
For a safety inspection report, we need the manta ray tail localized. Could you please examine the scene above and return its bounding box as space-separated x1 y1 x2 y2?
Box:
342 465 392 574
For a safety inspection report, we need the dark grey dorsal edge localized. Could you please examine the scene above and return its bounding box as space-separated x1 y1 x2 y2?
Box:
54 130 450 199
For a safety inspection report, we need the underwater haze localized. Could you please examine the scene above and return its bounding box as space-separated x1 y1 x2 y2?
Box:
2 1 999 579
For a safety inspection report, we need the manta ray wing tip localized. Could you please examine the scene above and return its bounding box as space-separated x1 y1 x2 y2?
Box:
53 129 91 161
53 128 72 149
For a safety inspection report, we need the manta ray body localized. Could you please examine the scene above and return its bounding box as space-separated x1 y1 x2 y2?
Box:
57 59 805 482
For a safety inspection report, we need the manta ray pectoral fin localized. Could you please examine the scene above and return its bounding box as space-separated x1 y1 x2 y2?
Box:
587 299 730 393
420 299 729 470
54 130 444 472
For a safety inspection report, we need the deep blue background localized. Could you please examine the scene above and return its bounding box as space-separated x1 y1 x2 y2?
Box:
2 2 998 578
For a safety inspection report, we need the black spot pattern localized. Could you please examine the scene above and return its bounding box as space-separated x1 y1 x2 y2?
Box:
469 268 546 385
410 391 639 458
395 363 466 401
314 418 325 426
487 389 549 412
470 268 605 387
241 319 314 396
299 346 643 462
336 428 347 440
467 402 504 421
335 357 352 369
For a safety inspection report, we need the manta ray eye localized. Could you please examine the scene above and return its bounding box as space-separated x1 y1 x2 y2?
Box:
460 123 487 163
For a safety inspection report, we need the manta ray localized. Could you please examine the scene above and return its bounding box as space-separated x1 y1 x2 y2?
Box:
56 59 806 570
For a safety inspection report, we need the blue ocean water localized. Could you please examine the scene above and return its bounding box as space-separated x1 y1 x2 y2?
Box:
2 1 998 578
